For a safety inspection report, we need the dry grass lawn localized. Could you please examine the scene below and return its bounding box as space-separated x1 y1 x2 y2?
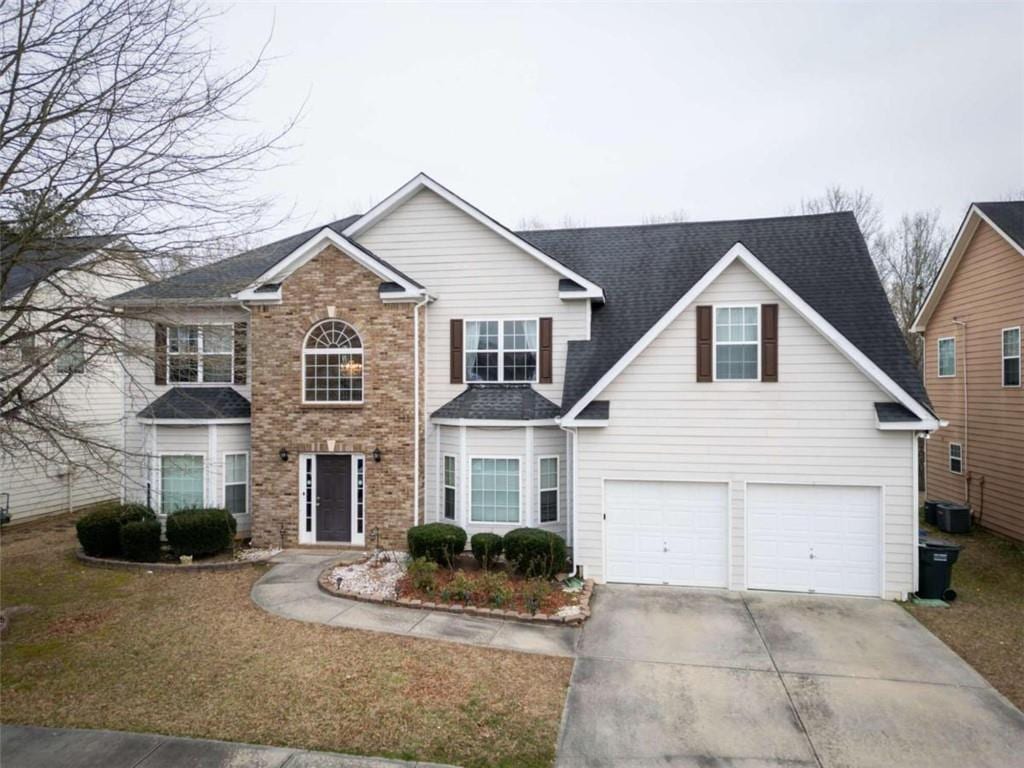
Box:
906 518 1024 709
0 515 573 767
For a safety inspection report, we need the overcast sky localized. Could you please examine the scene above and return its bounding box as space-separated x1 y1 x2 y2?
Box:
210 1 1024 241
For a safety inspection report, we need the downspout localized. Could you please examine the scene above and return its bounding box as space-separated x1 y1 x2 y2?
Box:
412 294 430 526
952 318 968 501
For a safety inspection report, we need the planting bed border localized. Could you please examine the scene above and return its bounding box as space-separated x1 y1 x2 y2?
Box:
75 548 274 572
317 559 594 625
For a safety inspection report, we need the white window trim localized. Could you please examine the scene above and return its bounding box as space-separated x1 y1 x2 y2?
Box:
166 324 235 385
300 320 365 405
937 336 956 378
712 303 761 382
158 452 206 515
537 455 559 525
463 318 540 384
469 455 522 526
222 451 249 516
442 453 457 521
1002 326 1021 388
949 442 963 475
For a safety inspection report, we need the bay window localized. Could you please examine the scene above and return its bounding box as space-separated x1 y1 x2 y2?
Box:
161 455 204 513
470 458 520 523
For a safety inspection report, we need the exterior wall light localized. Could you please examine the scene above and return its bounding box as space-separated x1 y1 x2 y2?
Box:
279 448 289 462
372 448 382 463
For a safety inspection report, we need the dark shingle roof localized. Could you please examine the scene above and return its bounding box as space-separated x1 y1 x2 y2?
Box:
2 235 119 301
577 401 609 420
432 384 560 421
975 201 1024 250
138 387 251 420
517 212 930 415
874 402 919 423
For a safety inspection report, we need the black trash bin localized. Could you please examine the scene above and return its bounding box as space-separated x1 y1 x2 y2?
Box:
917 540 962 601
936 502 972 534
924 499 954 526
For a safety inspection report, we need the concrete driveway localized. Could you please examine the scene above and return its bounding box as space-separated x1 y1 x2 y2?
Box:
558 585 1024 767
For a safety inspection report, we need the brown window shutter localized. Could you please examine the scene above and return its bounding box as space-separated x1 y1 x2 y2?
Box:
233 321 248 385
539 317 553 383
450 318 463 384
154 323 167 385
696 306 712 382
761 303 778 382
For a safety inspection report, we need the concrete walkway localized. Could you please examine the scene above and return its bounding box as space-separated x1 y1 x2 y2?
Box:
250 549 578 657
0 725 455 768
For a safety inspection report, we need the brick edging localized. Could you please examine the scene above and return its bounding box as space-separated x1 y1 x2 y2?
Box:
75 548 273 572
317 562 594 625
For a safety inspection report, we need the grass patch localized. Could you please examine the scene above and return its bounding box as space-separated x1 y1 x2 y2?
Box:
906 517 1024 709
0 514 573 767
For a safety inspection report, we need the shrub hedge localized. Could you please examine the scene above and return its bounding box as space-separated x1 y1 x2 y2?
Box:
406 522 467 565
120 517 162 562
470 532 503 569
75 502 155 557
502 528 568 579
165 507 236 557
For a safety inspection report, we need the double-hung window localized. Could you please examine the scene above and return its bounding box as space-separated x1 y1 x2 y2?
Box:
442 455 456 520
161 455 204 513
224 453 248 516
1002 328 1021 387
937 337 956 378
168 325 232 383
538 456 558 523
470 458 520 523
465 319 538 382
949 443 962 475
714 306 759 380
55 337 85 374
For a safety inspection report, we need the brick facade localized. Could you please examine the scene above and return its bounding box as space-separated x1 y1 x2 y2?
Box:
250 245 423 549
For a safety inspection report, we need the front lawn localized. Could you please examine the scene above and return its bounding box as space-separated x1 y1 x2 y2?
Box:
906 518 1024 709
0 515 573 767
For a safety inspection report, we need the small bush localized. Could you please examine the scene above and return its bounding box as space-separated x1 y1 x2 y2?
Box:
120 518 162 562
476 571 513 608
407 558 438 593
406 522 467 566
522 578 553 615
440 571 475 603
502 528 568 579
165 507 235 557
76 502 157 557
471 533 503 570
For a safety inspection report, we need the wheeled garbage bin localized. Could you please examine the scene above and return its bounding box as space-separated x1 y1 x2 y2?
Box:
917 540 962 601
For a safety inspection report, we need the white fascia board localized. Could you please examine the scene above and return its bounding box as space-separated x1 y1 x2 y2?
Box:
876 418 940 431
430 417 557 427
563 242 935 424
232 228 424 300
381 291 431 304
557 418 608 428
138 418 251 426
234 287 282 303
343 173 605 301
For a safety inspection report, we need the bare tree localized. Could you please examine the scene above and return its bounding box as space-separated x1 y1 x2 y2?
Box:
641 209 688 225
801 186 885 260
875 211 948 367
1 0 293 468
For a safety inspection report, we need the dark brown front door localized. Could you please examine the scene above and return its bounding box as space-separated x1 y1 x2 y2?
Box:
316 455 352 542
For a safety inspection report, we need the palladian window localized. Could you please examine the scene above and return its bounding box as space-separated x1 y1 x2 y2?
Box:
303 320 363 403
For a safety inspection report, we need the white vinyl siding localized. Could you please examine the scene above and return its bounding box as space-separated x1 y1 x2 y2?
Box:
573 261 917 599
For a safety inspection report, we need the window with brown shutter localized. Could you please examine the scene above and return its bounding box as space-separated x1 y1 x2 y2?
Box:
154 323 167 385
450 318 463 384
761 304 778 382
696 305 712 382
233 321 248 385
539 317 553 383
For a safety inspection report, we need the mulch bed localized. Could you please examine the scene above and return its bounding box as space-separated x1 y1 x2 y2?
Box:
75 548 273 572
396 569 575 615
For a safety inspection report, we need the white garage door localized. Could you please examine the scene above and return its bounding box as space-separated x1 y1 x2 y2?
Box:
747 483 881 597
605 480 729 587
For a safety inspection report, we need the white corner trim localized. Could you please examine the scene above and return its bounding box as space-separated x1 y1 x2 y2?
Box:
912 204 1024 332
342 173 605 301
231 228 424 300
562 241 936 424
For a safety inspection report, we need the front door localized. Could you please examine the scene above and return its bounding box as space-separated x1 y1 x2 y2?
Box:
316 455 352 542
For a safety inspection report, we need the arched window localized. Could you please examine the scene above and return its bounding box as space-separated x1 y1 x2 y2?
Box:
302 320 363 403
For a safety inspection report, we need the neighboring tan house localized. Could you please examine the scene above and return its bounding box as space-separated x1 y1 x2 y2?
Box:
912 201 1024 542
0 236 146 521
110 173 940 600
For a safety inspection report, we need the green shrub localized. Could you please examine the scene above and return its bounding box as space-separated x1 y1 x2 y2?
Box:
75 502 156 557
407 558 438 593
406 522 467 566
522 578 553 615
502 528 568 578
165 507 235 557
476 571 512 608
470 533 503 570
120 518 162 562
440 571 475 603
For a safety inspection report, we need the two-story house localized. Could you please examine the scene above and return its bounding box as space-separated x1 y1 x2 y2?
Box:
111 173 939 600
912 201 1024 542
